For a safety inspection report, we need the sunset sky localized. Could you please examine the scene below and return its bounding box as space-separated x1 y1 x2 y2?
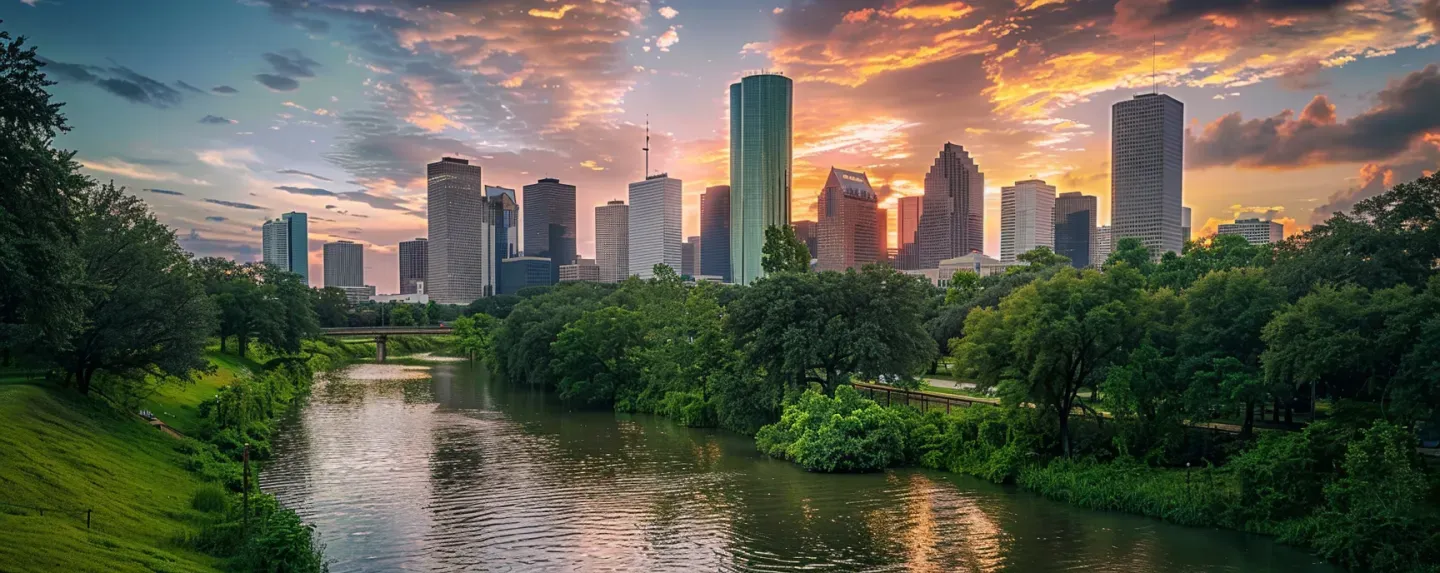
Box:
10 0 1440 292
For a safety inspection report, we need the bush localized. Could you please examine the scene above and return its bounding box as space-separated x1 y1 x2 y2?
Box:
756 385 907 472
1019 458 1236 527
658 390 716 428
1228 426 1327 524
912 404 1046 483
192 483 230 513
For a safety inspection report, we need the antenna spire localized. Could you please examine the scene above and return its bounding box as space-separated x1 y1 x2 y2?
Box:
1151 35 1157 94
642 115 651 178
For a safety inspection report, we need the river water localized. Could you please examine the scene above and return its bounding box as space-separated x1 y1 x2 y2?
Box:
261 360 1338 573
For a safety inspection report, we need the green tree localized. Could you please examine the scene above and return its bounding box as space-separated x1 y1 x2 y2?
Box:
1015 245 1070 269
1103 237 1154 275
0 28 87 360
53 183 217 395
389 303 416 326
193 260 316 356
954 267 1149 456
549 306 645 405
1102 287 1185 459
312 286 350 327
1149 233 1266 291
944 270 980 306
451 313 498 360
761 224 810 274
492 282 610 385
1178 267 1286 437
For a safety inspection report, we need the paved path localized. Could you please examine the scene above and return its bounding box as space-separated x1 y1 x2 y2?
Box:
924 378 976 391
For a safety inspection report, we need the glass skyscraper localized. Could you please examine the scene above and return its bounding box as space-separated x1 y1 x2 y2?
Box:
1054 192 1097 269
1112 93 1184 257
729 73 793 285
261 211 308 284
700 185 731 282
522 178 576 284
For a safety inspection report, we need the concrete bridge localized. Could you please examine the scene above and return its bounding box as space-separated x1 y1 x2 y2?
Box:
320 326 453 362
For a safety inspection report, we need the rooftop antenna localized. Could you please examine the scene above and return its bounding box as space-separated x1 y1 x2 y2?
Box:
642 115 651 178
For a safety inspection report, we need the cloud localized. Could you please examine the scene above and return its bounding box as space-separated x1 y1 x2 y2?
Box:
1189 65 1440 169
529 4 576 19
174 80 208 94
41 59 187 108
80 157 210 185
204 199 265 210
205 216 228 222
339 190 412 211
1310 137 1440 223
656 27 679 51
275 185 336 196
276 168 332 181
211 85 239 95
255 73 300 91
199 115 238 124
253 49 321 92
657 6 678 19
196 148 260 170
145 188 185 196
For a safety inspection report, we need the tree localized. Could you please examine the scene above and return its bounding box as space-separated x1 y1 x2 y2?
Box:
53 183 217 395
1015 245 1070 269
389 304 416 326
492 282 610 385
1149 233 1266 291
194 260 316 356
1178 268 1286 437
1102 288 1185 459
761 224 810 274
549 306 645 405
954 267 1149 456
451 313 498 360
1103 237 1155 275
944 270 980 306
312 286 350 327
0 28 87 360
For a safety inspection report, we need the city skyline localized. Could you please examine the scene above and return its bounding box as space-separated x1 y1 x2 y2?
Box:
17 0 1440 292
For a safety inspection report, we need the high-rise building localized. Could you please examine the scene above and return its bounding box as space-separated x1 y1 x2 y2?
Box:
1054 192 1097 269
1217 218 1284 245
682 236 700 277
875 207 888 265
487 185 519 290
522 178 576 283
791 220 818 260
261 212 308 284
427 157 493 304
897 196 923 270
817 168 882 272
1000 180 1056 262
322 240 363 287
1094 225 1113 266
398 238 428 295
559 258 601 282
729 72 794 284
499 256 552 294
595 200 629 283
700 185 731 282
1112 93 1184 258
628 174 683 280
1181 206 1193 243
918 143 985 268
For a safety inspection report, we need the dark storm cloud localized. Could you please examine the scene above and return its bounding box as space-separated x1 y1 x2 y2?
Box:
204 199 265 210
263 50 321 78
145 188 185 196
1188 65 1440 169
211 85 239 95
199 115 236 124
42 59 186 108
255 73 300 91
275 185 336 196
276 169 333 181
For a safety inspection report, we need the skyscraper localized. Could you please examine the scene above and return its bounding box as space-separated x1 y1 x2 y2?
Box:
398 238 428 295
817 167 882 272
1094 225 1113 266
261 212 308 284
522 177 576 284
918 143 984 268
628 174 683 280
700 185 731 282
897 196 923 270
1000 180 1056 262
1181 206 1193 243
487 185 520 289
322 240 363 287
595 200 629 283
729 72 794 284
1112 93 1184 257
1218 218 1284 245
426 157 493 304
875 207 888 265
791 220 818 260
682 236 700 277
1054 192 1097 269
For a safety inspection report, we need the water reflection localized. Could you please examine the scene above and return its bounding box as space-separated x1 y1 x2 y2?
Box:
261 362 1338 573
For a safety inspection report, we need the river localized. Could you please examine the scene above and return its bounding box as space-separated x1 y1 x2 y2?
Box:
260 360 1338 573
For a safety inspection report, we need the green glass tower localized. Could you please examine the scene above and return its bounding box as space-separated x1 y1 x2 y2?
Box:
729 73 793 285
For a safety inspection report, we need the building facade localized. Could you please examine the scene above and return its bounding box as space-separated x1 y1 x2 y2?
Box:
499 256 553 294
700 185 731 282
1094 225 1113 266
261 211 308 284
628 174 683 280
1217 218 1284 245
918 143 985 268
1000 180 1056 262
559 258 602 282
595 200 629 283
522 178 577 283
730 72 794 284
896 196 923 270
322 240 363 287
817 168 882 272
1054 192 1097 269
398 238 428 295
1181 206 1193 243
791 220 818 260
682 236 700 277
426 157 492 304
1112 93 1185 258
487 186 519 291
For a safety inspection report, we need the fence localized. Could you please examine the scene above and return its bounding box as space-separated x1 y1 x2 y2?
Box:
0 500 93 528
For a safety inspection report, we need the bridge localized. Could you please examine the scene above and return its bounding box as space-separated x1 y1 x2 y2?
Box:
320 326 453 362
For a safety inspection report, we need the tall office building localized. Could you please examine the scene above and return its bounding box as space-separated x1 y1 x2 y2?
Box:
1218 218 1284 245
1112 93 1184 258
628 174 683 280
875 208 888 265
791 220 818 259
729 72 794 284
897 196 923 269
1181 206 1193 243
1054 192 1097 269
322 240 363 287
522 177 576 284
700 185 731 282
1094 225 1113 266
260 212 308 284
1000 180 1056 262
817 168 882 272
427 157 493 304
487 186 520 289
595 200 629 283
398 238 428 294
682 236 700 277
918 143 985 267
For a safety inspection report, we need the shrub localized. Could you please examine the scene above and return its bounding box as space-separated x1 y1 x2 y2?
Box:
1228 427 1326 525
917 404 1046 483
192 483 230 513
658 390 716 428
1018 458 1236 527
756 385 907 472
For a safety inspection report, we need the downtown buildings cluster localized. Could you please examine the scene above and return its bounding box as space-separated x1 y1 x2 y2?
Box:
260 78 1289 306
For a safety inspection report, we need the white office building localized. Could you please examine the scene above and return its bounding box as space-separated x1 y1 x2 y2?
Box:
1000 179 1056 262
627 174 682 280
1094 225 1113 266
1217 218 1284 245
426 157 494 304
1112 93 1184 258
595 200 629 283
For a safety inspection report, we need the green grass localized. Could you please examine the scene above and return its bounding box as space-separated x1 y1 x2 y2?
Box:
138 352 262 436
0 384 222 572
